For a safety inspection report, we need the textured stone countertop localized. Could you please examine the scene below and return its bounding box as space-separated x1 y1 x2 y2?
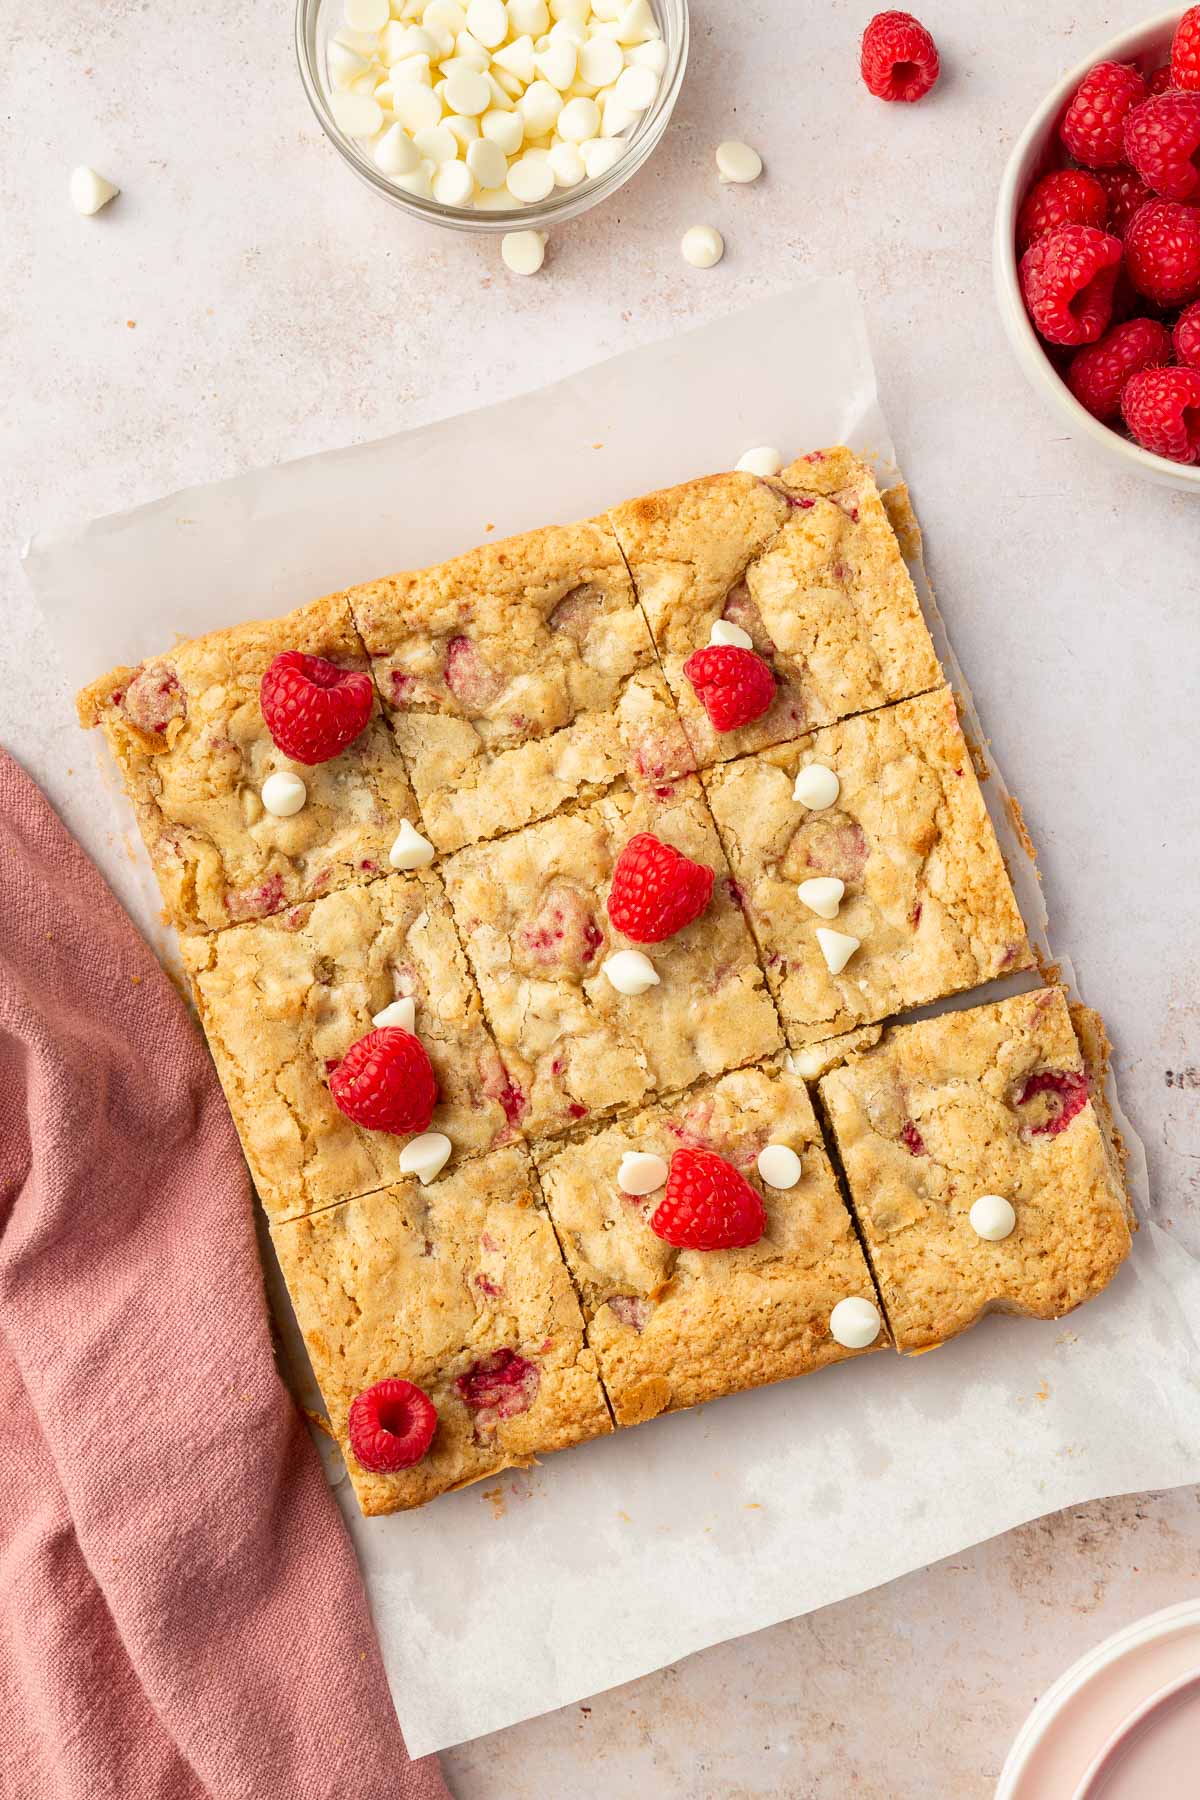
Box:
2 1 1198 1793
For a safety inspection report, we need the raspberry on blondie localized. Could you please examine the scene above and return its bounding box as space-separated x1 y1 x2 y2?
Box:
182 871 514 1221
818 988 1135 1352
272 1147 612 1514
76 596 419 934
535 1060 887 1426
441 778 782 1141
347 517 694 853
704 689 1032 1046
608 447 942 770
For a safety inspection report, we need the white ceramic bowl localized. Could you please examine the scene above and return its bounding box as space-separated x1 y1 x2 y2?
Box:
993 8 1200 492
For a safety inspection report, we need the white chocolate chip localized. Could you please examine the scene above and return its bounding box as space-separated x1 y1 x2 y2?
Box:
389 819 436 869
681 225 724 269
445 112 482 147
467 135 509 186
785 1047 825 1080
392 80 443 129
600 95 639 137
797 876 845 920
792 763 840 809
716 139 763 184
508 0 550 32
709 618 754 650
443 64 491 112
465 0 508 45
519 77 564 133
613 62 657 110
602 948 660 995
548 141 585 185
627 35 667 72
399 1131 453 1184
260 771 307 817
550 0 589 18
454 27 490 64
331 90 385 136
70 166 120 216
482 107 525 151
506 148 555 201
501 228 547 272
578 34 623 85
970 1195 1017 1241
557 94 601 139
373 997 417 1032
493 33 537 79
816 927 860 976
414 122 459 162
394 165 435 198
617 1150 668 1196
735 445 783 477
375 122 422 172
346 0 391 29
432 158 476 204
757 1143 802 1189
328 39 371 86
535 40 577 88
829 1296 881 1349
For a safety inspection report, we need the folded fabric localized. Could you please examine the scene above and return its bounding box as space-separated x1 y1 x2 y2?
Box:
0 748 450 1800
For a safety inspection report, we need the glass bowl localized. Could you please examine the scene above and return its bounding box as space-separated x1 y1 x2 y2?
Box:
296 0 689 233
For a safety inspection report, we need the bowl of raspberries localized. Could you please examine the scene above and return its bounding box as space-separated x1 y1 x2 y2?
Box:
995 7 1200 483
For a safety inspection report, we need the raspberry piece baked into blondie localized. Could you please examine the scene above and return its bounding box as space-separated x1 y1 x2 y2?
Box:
182 872 513 1221
704 689 1032 1045
535 1060 886 1426
272 1147 611 1514
441 779 782 1141
347 517 693 853
76 596 419 934
818 988 1134 1353
609 448 942 770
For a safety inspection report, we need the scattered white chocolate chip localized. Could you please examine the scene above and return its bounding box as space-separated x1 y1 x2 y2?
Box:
389 819 436 869
829 1296 881 1349
501 227 547 273
757 1143 802 1189
785 1047 826 1080
792 763 840 809
681 224 724 269
797 876 845 920
373 997 417 1032
970 1195 1017 1242
331 90 385 136
716 139 763 184
399 1131 453 1184
617 1150 669 1195
260 771 308 818
602 948 660 995
816 927 860 976
735 445 783 477
709 618 754 650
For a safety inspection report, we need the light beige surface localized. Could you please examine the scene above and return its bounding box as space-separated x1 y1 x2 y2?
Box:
272 1146 611 1513
535 1060 884 1425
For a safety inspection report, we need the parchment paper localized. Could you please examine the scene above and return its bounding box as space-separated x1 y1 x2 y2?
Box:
25 279 1200 1757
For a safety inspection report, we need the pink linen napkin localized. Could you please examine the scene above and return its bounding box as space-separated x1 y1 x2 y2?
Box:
0 748 450 1800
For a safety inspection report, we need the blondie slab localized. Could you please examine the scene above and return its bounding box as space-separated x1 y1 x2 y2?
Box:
608 447 942 770
442 779 782 1141
704 690 1032 1046
76 596 419 935
183 872 513 1221
818 989 1134 1352
272 1147 611 1513
348 517 694 853
535 1061 886 1426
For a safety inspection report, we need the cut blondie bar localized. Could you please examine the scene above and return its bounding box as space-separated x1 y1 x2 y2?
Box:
535 1060 886 1426
818 988 1135 1352
272 1147 612 1514
76 595 419 934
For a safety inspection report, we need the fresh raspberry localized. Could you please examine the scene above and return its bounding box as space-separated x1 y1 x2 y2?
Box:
1012 1068 1090 1136
1172 6 1200 92
649 1147 766 1250
1125 198 1200 303
1094 167 1152 237
348 1378 437 1473
859 11 940 103
681 644 775 732
606 833 714 944
1018 225 1124 345
328 1027 438 1135
1016 169 1108 253
1148 64 1177 97
1121 364 1200 462
1060 61 1146 167
1066 317 1172 419
1123 92 1200 200
1175 299 1200 365
260 651 373 765
455 1350 540 1425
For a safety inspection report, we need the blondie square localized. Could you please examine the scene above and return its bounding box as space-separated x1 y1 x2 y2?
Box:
818 988 1135 1352
704 690 1032 1046
608 447 942 770
347 517 694 853
272 1147 612 1514
183 871 513 1221
76 595 419 935
442 779 782 1141
535 1061 886 1426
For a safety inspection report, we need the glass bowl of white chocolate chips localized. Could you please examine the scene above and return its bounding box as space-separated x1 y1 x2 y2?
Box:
297 0 688 234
